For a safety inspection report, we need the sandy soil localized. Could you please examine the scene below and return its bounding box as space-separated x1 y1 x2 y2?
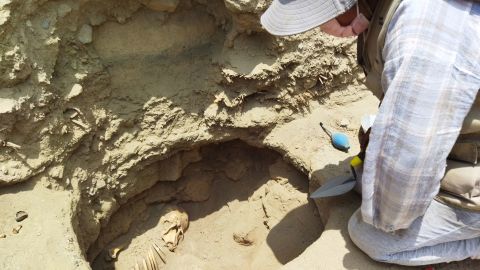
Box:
90 141 322 270
1 0 479 269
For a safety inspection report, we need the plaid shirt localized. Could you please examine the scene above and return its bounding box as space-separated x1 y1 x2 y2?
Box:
360 0 480 232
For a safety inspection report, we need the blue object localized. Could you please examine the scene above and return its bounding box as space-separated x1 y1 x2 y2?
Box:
319 122 350 152
332 132 350 151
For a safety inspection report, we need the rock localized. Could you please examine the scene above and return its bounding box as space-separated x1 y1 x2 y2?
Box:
89 14 106 26
177 163 213 202
57 4 72 18
224 158 249 181
48 165 64 179
77 24 93 44
233 231 256 246
15 211 28 222
0 8 10 26
0 47 32 87
144 182 176 204
41 20 50 29
337 118 351 128
0 95 18 114
0 234 6 239
66 84 83 100
96 179 106 190
140 0 179 12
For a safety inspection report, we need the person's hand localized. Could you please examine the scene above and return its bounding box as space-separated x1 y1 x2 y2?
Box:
320 6 369 37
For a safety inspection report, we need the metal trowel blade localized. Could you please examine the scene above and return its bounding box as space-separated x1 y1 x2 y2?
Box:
310 174 356 199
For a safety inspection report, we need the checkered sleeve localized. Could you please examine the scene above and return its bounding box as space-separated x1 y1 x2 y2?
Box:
360 0 480 232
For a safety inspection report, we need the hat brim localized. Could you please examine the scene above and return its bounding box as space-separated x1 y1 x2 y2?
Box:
260 0 356 36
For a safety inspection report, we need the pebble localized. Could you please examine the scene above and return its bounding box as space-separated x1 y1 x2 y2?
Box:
41 19 50 29
89 14 106 26
77 24 93 44
0 234 6 239
338 118 351 128
15 211 28 222
66 84 83 100
57 4 72 18
96 179 106 190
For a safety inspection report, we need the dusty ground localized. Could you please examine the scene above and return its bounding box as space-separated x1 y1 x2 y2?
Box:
90 141 322 270
0 0 479 269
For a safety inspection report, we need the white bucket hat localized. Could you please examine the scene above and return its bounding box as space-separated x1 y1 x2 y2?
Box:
261 0 357 36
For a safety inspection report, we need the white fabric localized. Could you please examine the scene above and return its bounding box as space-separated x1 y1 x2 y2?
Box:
361 0 480 232
349 201 480 266
260 0 356 36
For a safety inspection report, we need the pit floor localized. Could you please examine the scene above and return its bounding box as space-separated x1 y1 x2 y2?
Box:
92 142 323 270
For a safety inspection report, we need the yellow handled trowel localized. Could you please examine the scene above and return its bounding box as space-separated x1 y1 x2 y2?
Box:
310 156 363 199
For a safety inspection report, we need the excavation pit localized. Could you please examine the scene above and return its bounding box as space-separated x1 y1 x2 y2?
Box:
88 141 323 270
0 0 390 269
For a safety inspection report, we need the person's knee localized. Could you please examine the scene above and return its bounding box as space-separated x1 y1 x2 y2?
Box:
348 210 391 262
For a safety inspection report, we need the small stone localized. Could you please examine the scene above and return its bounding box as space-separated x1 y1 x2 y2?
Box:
0 234 6 239
37 70 49 83
48 165 64 179
0 9 10 26
233 232 254 246
15 211 28 222
66 84 83 100
12 225 22 234
57 4 72 18
41 20 50 29
89 14 106 26
303 78 318 89
224 158 249 181
338 118 351 128
77 24 93 44
96 179 106 189
70 60 77 70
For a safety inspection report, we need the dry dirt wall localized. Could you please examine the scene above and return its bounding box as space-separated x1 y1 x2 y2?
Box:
0 0 363 268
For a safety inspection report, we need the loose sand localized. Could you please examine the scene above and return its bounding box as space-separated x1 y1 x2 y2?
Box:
91 142 322 269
